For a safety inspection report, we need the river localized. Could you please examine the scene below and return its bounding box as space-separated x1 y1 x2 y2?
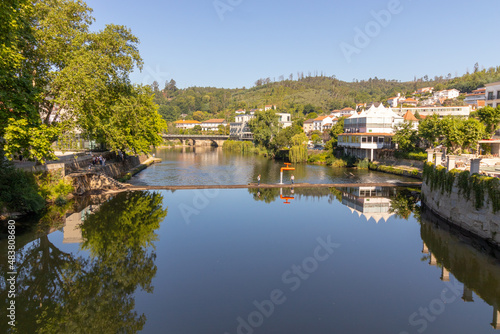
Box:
1 148 499 334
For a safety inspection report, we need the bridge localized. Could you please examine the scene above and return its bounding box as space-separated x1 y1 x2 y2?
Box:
162 134 230 147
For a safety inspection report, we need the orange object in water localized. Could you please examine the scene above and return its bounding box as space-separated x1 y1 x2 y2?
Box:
281 163 295 173
280 163 295 184
280 194 294 204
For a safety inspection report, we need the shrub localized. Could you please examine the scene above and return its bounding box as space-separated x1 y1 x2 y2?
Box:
0 161 45 213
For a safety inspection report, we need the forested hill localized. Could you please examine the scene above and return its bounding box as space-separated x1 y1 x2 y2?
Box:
153 66 500 122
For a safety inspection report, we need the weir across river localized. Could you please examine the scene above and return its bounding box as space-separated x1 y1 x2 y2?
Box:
113 181 422 192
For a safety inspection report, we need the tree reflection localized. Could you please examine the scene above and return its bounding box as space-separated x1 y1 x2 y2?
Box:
0 191 167 334
389 188 421 220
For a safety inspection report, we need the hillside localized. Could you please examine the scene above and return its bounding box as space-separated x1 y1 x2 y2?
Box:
153 66 500 122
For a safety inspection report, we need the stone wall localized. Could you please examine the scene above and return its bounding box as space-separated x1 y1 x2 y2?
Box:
422 178 500 247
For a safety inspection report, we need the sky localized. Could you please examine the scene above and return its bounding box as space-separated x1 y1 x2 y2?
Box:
84 0 500 89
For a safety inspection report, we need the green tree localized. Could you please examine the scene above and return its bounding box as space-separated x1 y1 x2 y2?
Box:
0 0 40 147
3 0 165 161
393 121 418 151
473 106 500 137
305 112 318 120
328 117 346 147
418 114 442 148
248 110 279 150
192 110 205 121
291 133 308 146
192 125 202 134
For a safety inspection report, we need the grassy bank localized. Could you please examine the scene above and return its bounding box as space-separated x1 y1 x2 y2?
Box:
369 161 422 179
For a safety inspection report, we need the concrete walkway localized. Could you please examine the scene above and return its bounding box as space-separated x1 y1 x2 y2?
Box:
106 181 422 193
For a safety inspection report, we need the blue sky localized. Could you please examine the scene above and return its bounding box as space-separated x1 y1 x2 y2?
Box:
85 0 500 89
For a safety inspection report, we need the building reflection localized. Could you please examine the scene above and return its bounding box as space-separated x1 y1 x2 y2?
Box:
63 205 100 244
419 208 500 330
340 186 397 223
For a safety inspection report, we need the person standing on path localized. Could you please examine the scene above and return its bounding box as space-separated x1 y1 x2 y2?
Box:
291 174 294 184
257 174 261 186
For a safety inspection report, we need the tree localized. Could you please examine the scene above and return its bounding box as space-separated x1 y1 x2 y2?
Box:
393 121 418 151
248 110 279 150
192 111 205 121
3 0 166 161
418 114 442 148
306 112 318 120
473 106 500 137
192 125 202 134
0 0 39 145
4 118 60 163
102 85 167 154
291 133 308 146
328 117 346 147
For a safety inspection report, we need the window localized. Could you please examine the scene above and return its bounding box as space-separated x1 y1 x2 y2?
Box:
488 92 494 100
361 137 367 143
497 91 500 99
378 137 384 143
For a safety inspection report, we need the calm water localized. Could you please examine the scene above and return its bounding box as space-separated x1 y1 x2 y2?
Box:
130 147 417 186
1 149 500 334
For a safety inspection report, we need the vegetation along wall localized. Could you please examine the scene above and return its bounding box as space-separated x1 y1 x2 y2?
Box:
421 163 500 247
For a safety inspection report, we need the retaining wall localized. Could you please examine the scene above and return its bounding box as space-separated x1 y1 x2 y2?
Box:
422 177 500 248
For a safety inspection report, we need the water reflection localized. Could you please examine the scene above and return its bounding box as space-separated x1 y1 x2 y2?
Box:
131 147 417 186
419 209 500 330
246 186 420 223
4 185 500 332
0 191 167 334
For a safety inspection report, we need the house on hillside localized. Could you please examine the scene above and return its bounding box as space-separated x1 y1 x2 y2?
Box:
230 114 255 140
387 94 405 108
303 119 315 134
338 104 404 161
402 98 418 107
414 87 434 95
264 105 276 111
313 116 336 132
395 106 471 117
485 81 500 108
174 120 202 129
402 110 419 130
201 119 227 131
340 107 356 117
277 113 292 128
434 89 460 100
464 87 486 107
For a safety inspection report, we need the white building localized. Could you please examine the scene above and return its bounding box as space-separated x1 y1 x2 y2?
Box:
396 106 471 117
312 116 336 132
464 87 486 107
230 114 255 140
338 104 404 161
277 113 292 128
485 81 500 108
387 93 405 108
341 186 397 223
201 119 227 131
174 120 202 129
433 89 460 100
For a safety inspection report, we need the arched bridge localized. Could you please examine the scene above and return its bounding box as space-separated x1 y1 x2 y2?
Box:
162 134 230 147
